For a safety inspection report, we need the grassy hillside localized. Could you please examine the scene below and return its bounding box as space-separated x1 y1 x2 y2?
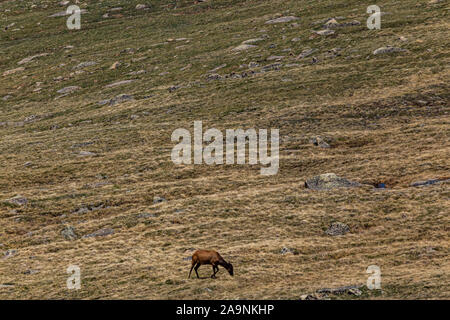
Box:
0 0 449 299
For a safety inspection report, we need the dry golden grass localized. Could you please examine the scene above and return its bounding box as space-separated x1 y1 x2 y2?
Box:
0 0 449 299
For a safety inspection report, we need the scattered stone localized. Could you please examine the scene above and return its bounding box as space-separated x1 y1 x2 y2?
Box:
136 4 148 10
180 64 192 71
324 47 342 59
305 173 360 190
373 46 408 55
3 249 17 259
348 288 362 296
280 247 298 255
410 178 449 187
242 38 265 45
57 86 80 94
231 44 257 52
3 67 25 76
24 161 33 167
6 196 28 206
296 48 317 59
267 55 284 61
73 61 97 70
325 222 350 236
300 294 322 300
104 80 136 88
310 136 330 148
323 18 360 28
265 16 300 24
248 61 259 68
206 73 222 81
128 70 146 75
78 151 96 156
98 94 134 106
61 226 78 240
18 53 49 65
317 285 363 295
209 64 227 72
315 29 335 36
153 196 166 204
261 63 282 72
82 228 114 238
291 37 301 42
23 269 40 275
323 18 339 29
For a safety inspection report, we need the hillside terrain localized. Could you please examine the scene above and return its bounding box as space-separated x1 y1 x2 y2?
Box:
0 0 449 299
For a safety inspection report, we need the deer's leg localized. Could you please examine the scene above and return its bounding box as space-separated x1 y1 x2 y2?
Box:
211 264 219 278
194 263 201 278
188 261 195 278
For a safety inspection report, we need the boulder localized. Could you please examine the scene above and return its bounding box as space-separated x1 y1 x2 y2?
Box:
61 226 78 240
325 222 350 236
305 173 360 190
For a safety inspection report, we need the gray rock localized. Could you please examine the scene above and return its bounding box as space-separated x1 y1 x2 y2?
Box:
231 44 257 52
83 228 114 238
104 80 136 88
57 86 80 94
317 285 363 295
18 53 49 65
305 173 360 190
296 48 317 59
78 151 96 156
267 55 284 61
23 269 40 275
410 178 449 187
242 38 265 45
315 29 335 36
61 226 78 240
325 222 350 236
6 195 28 206
73 61 97 70
209 64 227 72
265 16 300 24
310 136 330 148
3 249 17 259
300 294 322 300
261 63 282 72
153 196 166 204
373 46 408 55
206 73 222 81
136 4 148 10
98 94 134 106
3 67 25 76
280 247 298 255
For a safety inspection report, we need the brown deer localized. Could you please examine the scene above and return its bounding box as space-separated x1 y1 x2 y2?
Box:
188 250 234 279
